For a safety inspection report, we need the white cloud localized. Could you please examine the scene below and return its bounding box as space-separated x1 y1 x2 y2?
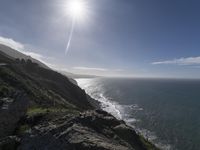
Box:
23 51 44 60
0 36 50 62
71 66 125 77
152 56 200 65
0 36 24 50
113 69 124 72
73 67 108 71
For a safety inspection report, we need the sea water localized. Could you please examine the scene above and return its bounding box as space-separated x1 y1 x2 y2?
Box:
76 78 200 150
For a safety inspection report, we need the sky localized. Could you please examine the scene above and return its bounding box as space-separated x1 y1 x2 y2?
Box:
1 0 200 78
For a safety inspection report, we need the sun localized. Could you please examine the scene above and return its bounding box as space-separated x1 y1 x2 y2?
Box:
63 0 89 55
69 1 84 17
67 0 86 19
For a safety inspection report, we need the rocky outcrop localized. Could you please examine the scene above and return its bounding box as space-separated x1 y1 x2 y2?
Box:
0 92 29 138
0 136 20 150
17 110 157 150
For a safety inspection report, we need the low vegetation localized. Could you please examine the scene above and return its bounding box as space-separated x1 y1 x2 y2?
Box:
26 107 79 117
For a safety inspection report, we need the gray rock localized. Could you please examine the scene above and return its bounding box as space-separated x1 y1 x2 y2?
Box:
17 110 158 150
17 110 134 150
0 136 20 150
0 93 29 138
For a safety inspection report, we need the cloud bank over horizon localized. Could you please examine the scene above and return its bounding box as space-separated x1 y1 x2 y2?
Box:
73 66 108 71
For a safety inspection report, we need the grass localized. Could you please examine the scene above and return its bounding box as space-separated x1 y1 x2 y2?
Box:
27 107 79 117
17 124 30 135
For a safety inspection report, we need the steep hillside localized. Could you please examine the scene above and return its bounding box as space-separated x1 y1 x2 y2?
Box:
0 50 159 150
0 44 49 69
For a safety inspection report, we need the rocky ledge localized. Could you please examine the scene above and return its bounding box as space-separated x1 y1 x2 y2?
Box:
1 110 158 150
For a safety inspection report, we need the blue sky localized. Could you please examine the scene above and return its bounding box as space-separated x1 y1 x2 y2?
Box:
0 0 200 78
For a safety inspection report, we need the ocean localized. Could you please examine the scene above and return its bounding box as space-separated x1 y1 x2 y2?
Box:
76 78 200 150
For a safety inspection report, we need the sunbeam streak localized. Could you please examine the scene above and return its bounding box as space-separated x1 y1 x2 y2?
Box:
65 19 75 55
64 0 88 55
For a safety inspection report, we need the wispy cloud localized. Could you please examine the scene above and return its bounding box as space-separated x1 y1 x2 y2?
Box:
73 67 108 71
70 66 125 77
152 56 200 65
113 69 124 72
23 51 45 60
0 36 24 50
191 66 200 68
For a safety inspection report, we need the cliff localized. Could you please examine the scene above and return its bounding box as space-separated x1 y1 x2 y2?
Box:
0 48 159 150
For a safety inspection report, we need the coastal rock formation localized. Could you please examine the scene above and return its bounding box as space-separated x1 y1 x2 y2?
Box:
16 110 157 150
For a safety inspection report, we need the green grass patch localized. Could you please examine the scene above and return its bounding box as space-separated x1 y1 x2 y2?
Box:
17 124 31 135
27 107 49 116
27 107 79 117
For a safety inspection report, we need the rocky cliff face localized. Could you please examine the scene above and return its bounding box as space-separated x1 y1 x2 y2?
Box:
0 49 158 150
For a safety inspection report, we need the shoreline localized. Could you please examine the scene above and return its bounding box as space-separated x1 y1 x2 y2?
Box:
76 78 172 150
0 51 160 150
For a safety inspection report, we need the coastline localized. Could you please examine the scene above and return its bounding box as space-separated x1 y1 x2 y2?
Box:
0 51 159 150
75 78 171 150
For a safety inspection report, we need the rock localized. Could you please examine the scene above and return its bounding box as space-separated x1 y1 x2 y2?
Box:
17 110 158 150
1 98 14 110
0 93 29 138
0 136 20 150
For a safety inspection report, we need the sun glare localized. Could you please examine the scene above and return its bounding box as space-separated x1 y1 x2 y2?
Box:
63 0 90 55
67 0 86 19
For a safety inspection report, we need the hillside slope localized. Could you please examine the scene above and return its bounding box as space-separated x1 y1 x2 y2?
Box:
0 44 49 69
0 50 159 150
